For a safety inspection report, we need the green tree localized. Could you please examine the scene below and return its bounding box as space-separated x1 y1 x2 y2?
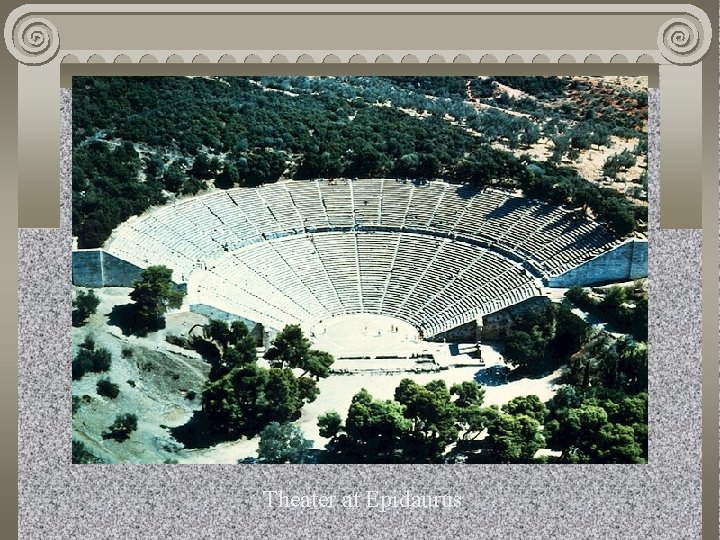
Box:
501 395 547 423
72 346 112 380
595 423 645 463
317 411 343 439
129 266 185 334
265 325 334 379
549 135 570 164
549 304 588 358
264 368 307 423
339 389 412 463
503 330 543 369
457 405 500 442
190 153 212 179
216 163 239 189
450 381 485 408
102 413 138 442
145 153 165 181
257 422 313 463
96 378 120 399
72 395 82 416
545 400 646 464
600 286 627 315
72 289 100 327
483 412 544 463
72 439 103 464
201 361 320 439
162 161 187 193
394 379 459 462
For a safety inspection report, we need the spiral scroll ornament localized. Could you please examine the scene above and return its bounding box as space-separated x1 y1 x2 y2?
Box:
7 17 59 65
658 17 705 64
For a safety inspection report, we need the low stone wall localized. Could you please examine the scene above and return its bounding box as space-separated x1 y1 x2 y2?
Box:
427 319 479 343
189 304 270 346
72 249 146 287
547 239 648 288
72 249 186 292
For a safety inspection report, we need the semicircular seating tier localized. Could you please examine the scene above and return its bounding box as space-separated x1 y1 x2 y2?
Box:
104 179 621 336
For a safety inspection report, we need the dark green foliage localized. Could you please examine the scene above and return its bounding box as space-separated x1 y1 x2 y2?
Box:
482 412 545 463
191 318 260 380
456 405 499 442
72 139 166 248
545 393 646 464
145 152 165 181
597 196 635 237
190 153 213 179
563 332 648 395
72 395 82 415
128 266 185 335
386 76 468 100
501 395 548 423
264 325 334 379
549 304 589 358
202 364 316 438
569 121 611 150
503 303 588 371
321 381 543 464
72 346 112 380
503 330 545 369
81 334 95 350
72 439 103 464
549 135 570 164
215 163 239 189
72 289 100 327
102 413 138 442
322 381 485 463
566 284 647 341
72 76 646 248
335 389 412 463
257 422 313 463
521 161 640 236
162 161 187 192
393 379 460 461
200 343 320 439
96 378 120 399
603 149 637 178
317 411 342 439
450 381 485 408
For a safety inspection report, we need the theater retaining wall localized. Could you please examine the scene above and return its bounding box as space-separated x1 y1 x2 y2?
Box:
72 249 186 293
546 239 648 287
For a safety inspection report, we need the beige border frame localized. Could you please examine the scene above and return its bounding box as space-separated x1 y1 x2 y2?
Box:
2 3 714 229
3 3 718 540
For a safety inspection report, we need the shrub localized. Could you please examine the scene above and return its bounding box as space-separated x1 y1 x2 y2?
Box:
96 378 120 399
257 422 313 464
72 395 82 415
81 334 95 350
72 289 100 327
72 439 103 464
102 413 138 442
72 347 112 380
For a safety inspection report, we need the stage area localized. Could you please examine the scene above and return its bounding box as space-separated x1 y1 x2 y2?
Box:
309 314 422 359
